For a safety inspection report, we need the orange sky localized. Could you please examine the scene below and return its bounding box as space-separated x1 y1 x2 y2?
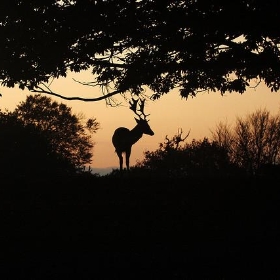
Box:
1 71 280 173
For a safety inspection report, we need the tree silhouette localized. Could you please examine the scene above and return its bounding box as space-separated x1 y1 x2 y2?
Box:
0 95 100 177
211 108 280 176
0 1 279 102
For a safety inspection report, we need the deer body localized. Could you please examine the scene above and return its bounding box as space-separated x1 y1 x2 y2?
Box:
112 106 154 171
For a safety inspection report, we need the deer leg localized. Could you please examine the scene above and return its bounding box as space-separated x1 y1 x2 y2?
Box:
116 151 123 171
125 148 131 171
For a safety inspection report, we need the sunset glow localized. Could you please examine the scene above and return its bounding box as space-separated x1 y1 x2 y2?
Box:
1 72 280 174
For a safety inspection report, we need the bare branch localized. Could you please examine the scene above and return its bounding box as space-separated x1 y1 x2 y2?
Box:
31 85 123 102
164 128 191 150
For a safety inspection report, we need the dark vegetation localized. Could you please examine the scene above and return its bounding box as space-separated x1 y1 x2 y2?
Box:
0 94 99 177
1 1 280 278
1 173 279 279
1 101 280 279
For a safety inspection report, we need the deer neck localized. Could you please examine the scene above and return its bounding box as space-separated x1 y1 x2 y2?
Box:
129 125 144 145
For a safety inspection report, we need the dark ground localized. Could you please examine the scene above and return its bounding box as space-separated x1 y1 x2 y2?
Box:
1 175 279 279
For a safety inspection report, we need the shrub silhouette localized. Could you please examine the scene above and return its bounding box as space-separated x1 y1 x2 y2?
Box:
127 130 242 178
211 108 280 176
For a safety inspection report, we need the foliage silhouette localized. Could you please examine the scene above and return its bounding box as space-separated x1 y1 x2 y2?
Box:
0 1 280 101
0 95 99 177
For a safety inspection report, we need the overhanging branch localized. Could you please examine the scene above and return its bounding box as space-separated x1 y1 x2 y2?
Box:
31 86 123 102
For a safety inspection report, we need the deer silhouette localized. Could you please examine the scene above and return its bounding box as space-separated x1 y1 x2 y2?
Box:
112 98 154 171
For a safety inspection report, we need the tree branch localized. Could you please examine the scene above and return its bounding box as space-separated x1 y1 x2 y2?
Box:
31 86 123 102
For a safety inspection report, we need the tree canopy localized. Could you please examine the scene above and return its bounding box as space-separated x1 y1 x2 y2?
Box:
0 0 279 102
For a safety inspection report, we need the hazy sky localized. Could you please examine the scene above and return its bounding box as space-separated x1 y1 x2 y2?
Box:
1 71 280 173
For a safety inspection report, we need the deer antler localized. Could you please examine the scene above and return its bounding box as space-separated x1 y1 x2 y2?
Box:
129 98 150 120
129 98 138 113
